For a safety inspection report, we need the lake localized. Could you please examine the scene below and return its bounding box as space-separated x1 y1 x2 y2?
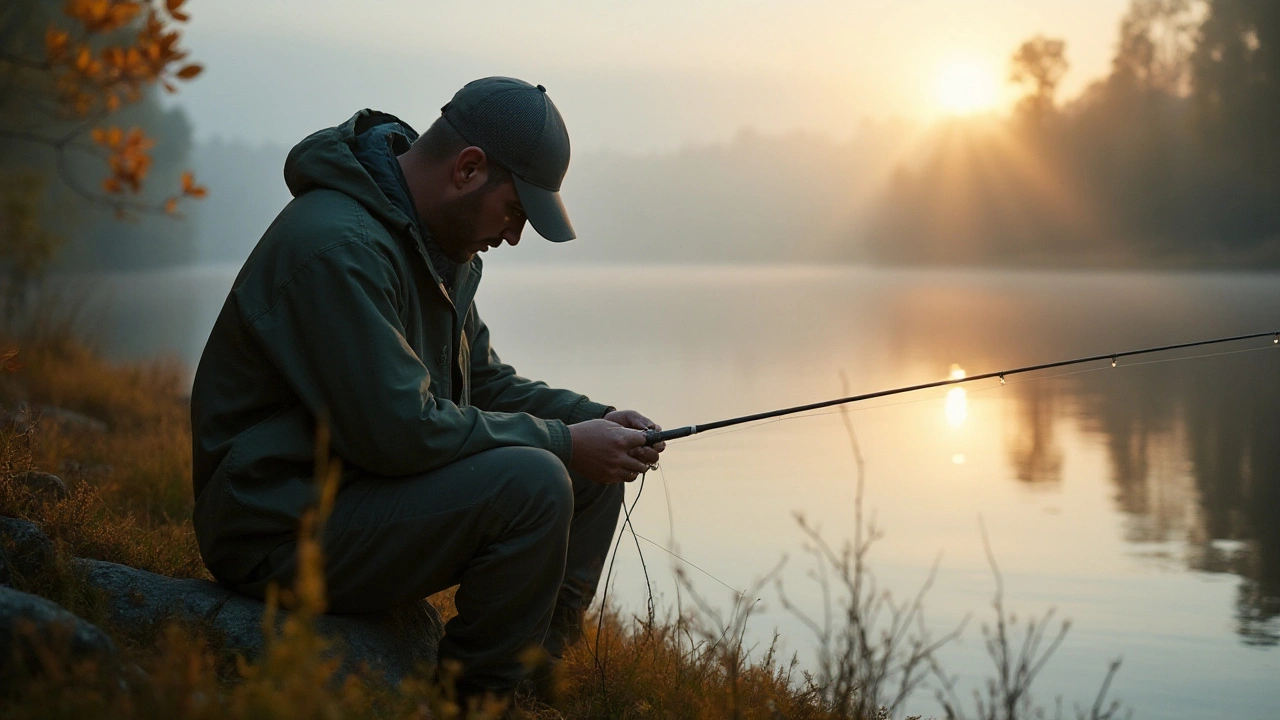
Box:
64 263 1280 719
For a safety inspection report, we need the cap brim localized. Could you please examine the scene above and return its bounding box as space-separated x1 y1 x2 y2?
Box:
513 175 575 242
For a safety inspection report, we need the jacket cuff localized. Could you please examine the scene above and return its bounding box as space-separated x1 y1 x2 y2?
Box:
546 419 573 464
567 397 614 424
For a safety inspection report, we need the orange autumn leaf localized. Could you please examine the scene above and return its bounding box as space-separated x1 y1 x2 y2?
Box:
65 0 139 33
45 28 69 59
108 1 142 28
166 0 190 22
0 350 21 374
181 170 207 198
124 126 153 150
163 197 178 214
74 45 92 71
174 63 202 80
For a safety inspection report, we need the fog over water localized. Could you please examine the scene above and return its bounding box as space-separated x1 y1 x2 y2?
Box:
186 123 916 268
71 262 1280 719
16 1 1280 715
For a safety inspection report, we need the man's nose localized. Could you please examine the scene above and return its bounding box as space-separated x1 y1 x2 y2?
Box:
504 221 525 246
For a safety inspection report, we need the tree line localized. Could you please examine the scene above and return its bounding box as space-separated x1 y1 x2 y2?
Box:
860 0 1280 269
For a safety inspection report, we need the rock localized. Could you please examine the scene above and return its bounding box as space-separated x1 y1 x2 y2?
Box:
0 585 118 676
10 471 70 501
75 559 443 684
33 406 109 434
0 548 10 586
0 517 57 580
2 404 108 434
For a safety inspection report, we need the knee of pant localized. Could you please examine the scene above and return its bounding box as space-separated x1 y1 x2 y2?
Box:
582 477 624 513
502 446 573 524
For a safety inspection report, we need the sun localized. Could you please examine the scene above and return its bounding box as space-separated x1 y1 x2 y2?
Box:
935 61 999 115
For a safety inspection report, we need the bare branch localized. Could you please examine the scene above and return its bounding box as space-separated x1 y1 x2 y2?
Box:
0 52 51 71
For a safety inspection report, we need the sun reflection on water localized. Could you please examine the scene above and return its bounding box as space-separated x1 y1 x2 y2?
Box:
945 364 968 427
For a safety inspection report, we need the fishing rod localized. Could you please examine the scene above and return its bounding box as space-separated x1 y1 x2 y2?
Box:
642 329 1280 446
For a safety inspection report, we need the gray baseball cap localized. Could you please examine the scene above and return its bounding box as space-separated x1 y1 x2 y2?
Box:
441 77 575 242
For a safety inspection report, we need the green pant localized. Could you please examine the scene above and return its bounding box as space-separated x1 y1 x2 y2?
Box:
234 446 624 691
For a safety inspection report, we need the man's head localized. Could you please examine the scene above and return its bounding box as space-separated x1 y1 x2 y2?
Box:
397 77 574 263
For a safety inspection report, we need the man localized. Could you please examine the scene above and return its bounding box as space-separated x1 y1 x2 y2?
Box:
189 77 664 705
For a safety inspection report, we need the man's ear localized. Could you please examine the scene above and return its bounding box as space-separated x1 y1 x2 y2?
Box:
452 146 488 190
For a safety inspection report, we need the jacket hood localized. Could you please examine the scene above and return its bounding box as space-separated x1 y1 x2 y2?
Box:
283 110 419 235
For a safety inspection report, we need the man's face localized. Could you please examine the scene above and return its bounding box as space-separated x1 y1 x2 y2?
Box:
435 175 527 263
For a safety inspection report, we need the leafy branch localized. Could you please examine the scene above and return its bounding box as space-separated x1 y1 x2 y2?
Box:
0 0 206 217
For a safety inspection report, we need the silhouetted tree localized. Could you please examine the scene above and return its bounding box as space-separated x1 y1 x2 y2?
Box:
1192 0 1280 181
1113 0 1200 96
861 0 1280 268
1009 35 1068 124
0 172 62 316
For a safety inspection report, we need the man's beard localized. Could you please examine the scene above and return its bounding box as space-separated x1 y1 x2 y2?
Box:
435 184 498 263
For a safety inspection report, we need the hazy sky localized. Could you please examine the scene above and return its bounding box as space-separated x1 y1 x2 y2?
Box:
178 0 1131 153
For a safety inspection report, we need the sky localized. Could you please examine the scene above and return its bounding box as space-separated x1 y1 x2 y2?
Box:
177 0 1133 153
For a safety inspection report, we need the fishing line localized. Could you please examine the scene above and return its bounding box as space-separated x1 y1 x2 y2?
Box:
659 463 676 547
1114 343 1272 369
631 531 747 598
591 469 654 685
589 462 749 688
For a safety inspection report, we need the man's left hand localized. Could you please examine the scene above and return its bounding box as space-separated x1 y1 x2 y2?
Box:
603 409 665 467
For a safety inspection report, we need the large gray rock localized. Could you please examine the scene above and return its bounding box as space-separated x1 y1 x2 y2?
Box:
0 585 118 675
3 404 108 435
9 472 70 502
0 516 56 581
75 559 443 683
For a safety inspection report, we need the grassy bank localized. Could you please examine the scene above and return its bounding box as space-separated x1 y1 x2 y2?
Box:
0 331 844 719
0 329 1126 719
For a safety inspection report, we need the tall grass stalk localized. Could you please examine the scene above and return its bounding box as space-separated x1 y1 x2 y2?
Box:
928 524 1129 720
777 376 960 719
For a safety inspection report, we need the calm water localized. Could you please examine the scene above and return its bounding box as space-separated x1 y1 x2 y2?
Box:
69 264 1280 719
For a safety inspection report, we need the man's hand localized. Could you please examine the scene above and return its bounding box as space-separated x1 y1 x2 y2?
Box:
603 409 665 467
568 418 652 484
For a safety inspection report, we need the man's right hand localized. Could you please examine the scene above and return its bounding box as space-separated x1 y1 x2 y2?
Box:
568 419 651 484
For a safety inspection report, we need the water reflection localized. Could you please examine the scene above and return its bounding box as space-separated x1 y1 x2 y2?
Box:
945 388 968 428
944 365 968 426
875 268 1280 653
1006 381 1063 484
1009 353 1280 645
68 264 1280 666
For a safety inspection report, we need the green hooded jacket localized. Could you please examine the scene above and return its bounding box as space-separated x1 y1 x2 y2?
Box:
190 110 611 583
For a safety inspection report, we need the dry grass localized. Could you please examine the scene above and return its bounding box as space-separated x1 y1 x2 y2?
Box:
561 597 830 720
0 334 204 587
0 331 841 719
0 327 1125 719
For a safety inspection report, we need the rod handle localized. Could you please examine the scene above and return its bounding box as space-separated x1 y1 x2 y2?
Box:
645 426 695 445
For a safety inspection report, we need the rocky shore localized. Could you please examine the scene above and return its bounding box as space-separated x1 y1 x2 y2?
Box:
1 503 443 685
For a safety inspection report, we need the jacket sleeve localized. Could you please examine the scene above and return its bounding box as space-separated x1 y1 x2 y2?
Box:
240 238 573 477
466 303 613 424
